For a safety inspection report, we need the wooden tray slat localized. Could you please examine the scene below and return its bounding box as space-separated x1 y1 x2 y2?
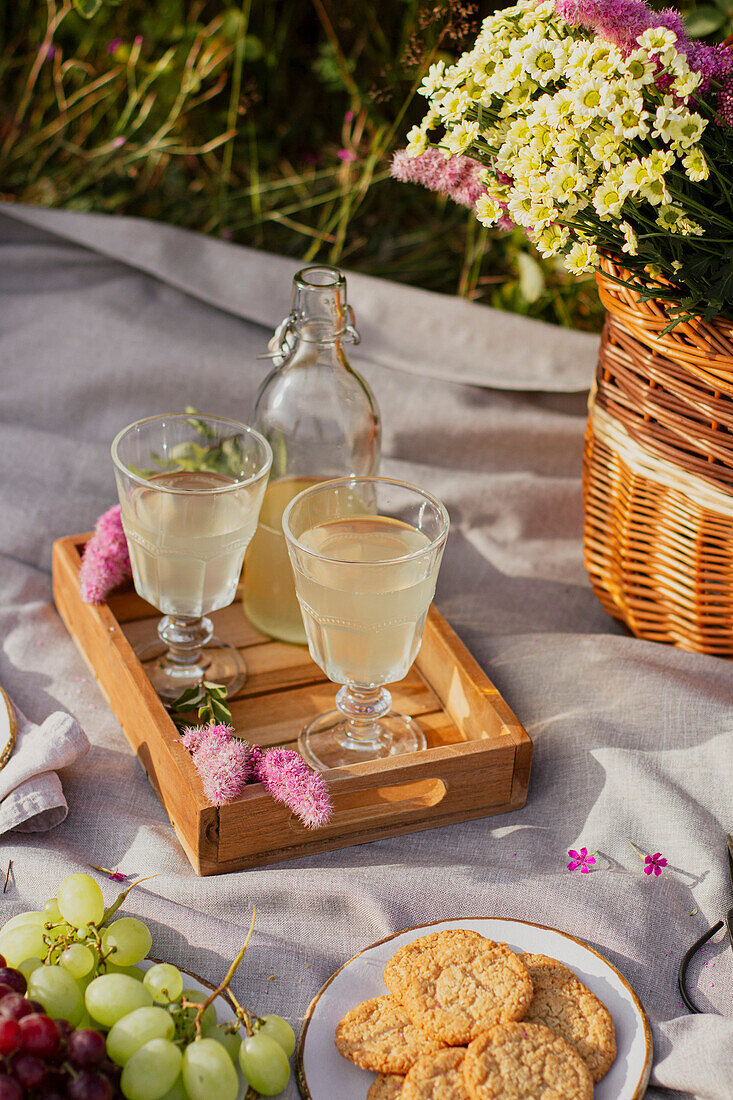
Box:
53 533 532 875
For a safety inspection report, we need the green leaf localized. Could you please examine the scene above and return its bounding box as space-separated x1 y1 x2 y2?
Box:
684 7 726 36
72 0 104 17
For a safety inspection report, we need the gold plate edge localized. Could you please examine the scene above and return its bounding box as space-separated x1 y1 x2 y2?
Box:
0 685 17 772
295 915 654 1100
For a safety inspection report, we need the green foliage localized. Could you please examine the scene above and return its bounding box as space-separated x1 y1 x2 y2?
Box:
0 1 727 332
170 681 232 730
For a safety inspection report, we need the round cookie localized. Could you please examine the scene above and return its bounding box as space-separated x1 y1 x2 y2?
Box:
463 1022 594 1100
368 1073 405 1099
335 996 446 1073
519 953 616 1082
402 1048 471 1099
384 932 533 1046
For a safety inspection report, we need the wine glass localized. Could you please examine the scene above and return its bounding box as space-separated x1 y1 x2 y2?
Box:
282 476 449 769
112 413 272 703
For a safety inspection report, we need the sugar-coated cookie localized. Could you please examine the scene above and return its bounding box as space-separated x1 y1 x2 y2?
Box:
402 1048 471 1099
519 953 616 1082
367 1072 405 1099
384 931 533 1046
463 1022 594 1100
335 995 446 1074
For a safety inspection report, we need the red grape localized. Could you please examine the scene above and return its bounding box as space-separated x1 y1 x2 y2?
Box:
0 970 25 996
67 1028 107 1069
18 1013 61 1058
0 1075 22 1100
0 984 15 1001
66 1070 113 1100
0 954 6 967
0 993 32 1020
0 1018 20 1056
26 999 46 1014
36 1093 66 1100
12 1051 47 1089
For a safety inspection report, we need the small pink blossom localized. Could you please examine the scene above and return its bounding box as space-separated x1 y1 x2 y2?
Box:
255 748 333 829
338 149 357 162
344 110 354 122
108 868 126 882
567 847 596 873
644 852 668 877
107 38 123 54
391 147 492 212
79 504 132 604
112 136 127 149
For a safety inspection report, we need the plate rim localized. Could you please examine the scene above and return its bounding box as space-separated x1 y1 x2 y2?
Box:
295 915 654 1100
0 686 17 772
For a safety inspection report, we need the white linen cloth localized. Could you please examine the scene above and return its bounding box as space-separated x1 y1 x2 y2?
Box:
0 701 89 835
0 202 732 1099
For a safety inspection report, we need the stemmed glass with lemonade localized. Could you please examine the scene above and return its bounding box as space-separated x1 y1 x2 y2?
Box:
112 413 271 703
283 477 449 770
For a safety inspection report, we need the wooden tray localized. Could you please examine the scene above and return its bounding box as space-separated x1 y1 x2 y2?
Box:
53 533 532 876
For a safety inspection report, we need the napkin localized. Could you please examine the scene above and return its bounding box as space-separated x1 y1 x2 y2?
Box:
0 700 90 836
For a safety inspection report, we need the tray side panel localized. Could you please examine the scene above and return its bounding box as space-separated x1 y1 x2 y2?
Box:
52 536 218 874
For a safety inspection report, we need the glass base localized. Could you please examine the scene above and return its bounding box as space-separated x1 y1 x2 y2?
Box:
136 633 247 706
298 710 426 770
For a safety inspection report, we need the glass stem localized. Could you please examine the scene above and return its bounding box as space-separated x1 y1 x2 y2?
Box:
335 683 391 745
157 615 213 679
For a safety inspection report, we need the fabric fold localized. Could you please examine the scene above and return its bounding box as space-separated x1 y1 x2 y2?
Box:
0 202 599 393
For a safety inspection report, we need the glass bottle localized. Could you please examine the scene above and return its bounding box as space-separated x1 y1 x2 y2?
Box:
242 265 381 644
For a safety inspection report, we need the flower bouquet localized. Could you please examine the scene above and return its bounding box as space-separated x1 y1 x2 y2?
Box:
394 0 733 325
395 0 733 655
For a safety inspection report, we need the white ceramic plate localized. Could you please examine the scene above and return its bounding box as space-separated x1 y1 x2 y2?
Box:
0 686 16 771
296 917 653 1100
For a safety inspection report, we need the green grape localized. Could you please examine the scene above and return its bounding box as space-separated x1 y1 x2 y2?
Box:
107 962 146 982
75 969 98 997
0 911 45 935
60 943 95 979
239 1033 291 1096
17 956 44 979
121 1037 182 1100
203 1022 240 1064
182 1038 239 1100
86 973 153 1028
102 917 152 966
0 922 48 967
28 964 84 1025
57 873 105 928
157 1079 188 1100
43 898 62 922
257 1014 296 1057
143 964 183 1005
107 1006 176 1066
178 990 217 1032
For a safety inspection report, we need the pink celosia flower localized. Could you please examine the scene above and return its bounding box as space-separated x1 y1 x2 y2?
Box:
644 852 668 876
567 847 596 873
79 504 132 604
255 748 333 829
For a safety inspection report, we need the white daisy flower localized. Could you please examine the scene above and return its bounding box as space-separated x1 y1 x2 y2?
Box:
637 27 679 53
535 224 569 257
442 119 480 156
475 195 504 227
565 240 599 274
611 103 650 140
593 175 627 218
438 89 471 123
419 61 446 99
620 221 639 256
682 149 709 182
522 39 566 83
621 49 657 88
405 126 428 158
550 162 588 203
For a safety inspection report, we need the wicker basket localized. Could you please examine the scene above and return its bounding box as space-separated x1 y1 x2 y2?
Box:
583 258 733 655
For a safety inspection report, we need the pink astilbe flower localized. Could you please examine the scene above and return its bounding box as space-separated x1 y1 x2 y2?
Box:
391 147 487 209
183 723 250 806
554 0 686 54
255 748 333 829
79 504 132 604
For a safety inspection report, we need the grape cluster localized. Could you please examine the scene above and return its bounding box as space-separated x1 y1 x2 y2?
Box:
0 875 294 1099
0 953 120 1100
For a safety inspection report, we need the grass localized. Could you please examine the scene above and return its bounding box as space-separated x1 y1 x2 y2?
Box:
0 0 722 332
